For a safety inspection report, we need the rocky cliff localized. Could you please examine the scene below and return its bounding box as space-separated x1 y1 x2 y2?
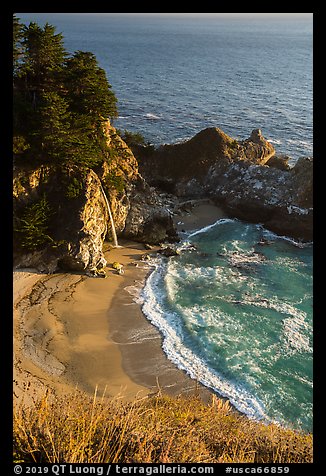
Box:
13 124 313 274
136 128 313 241
13 121 177 273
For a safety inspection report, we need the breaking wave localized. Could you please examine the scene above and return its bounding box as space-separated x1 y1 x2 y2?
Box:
140 219 313 431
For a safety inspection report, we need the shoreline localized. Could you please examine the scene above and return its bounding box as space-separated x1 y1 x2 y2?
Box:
13 201 230 407
14 243 151 406
109 200 229 401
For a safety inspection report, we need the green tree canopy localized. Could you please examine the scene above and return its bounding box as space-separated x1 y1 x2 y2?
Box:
13 16 119 168
65 51 118 123
18 21 67 96
13 14 24 76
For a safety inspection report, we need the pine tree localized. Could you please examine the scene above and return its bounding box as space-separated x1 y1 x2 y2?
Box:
19 22 67 97
65 51 118 124
14 20 68 161
13 14 23 78
30 91 71 162
13 17 119 168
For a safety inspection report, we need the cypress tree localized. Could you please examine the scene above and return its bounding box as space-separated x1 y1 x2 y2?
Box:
19 21 67 99
13 17 119 168
64 51 118 124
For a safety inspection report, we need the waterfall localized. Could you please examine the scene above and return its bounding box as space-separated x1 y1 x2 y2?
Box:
100 183 119 248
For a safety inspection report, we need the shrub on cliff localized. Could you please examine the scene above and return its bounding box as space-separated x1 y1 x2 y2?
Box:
13 389 312 463
14 194 54 251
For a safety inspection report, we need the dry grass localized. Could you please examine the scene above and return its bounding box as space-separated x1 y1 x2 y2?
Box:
13 388 312 463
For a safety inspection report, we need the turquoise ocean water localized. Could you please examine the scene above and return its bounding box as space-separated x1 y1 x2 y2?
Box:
17 13 313 431
142 220 313 432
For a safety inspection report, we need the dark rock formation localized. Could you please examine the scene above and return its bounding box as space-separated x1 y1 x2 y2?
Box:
136 127 312 241
266 155 291 171
122 176 179 244
137 127 275 187
13 124 312 275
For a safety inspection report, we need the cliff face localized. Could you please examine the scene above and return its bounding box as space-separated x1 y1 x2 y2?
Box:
13 121 177 273
13 124 312 274
14 166 109 273
137 128 313 241
137 127 275 185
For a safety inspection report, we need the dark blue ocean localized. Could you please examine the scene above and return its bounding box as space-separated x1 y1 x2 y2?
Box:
17 13 313 163
17 14 313 432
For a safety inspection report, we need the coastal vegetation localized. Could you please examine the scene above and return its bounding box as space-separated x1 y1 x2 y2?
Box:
13 15 313 464
14 193 54 250
13 15 127 255
13 389 312 464
13 15 117 168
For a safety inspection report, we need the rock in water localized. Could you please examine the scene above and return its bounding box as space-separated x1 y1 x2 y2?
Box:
135 127 312 241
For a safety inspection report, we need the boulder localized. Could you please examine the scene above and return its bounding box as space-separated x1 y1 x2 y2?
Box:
158 246 181 257
266 155 291 171
122 176 179 244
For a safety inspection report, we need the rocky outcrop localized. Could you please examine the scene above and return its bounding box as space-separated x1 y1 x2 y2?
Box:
97 122 179 244
137 127 275 188
14 167 109 273
13 121 179 273
136 127 312 241
123 176 179 244
265 155 291 171
206 159 313 240
239 129 275 165
96 122 139 236
13 124 312 274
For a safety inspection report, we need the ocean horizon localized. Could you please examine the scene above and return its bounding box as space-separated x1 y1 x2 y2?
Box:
17 13 313 163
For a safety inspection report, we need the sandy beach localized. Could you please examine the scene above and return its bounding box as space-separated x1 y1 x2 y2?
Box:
13 201 227 406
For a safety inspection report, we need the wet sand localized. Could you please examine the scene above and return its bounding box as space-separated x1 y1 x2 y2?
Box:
110 200 228 399
13 201 227 406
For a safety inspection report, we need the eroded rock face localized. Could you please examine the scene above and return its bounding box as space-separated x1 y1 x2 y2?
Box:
239 129 275 165
207 159 313 240
14 167 109 273
98 122 139 235
137 127 276 185
13 122 180 272
136 127 312 241
123 176 179 244
266 155 291 171
13 124 313 275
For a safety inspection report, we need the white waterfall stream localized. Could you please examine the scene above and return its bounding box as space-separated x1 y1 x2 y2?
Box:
100 183 119 248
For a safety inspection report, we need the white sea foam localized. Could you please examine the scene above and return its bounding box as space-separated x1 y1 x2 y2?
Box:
144 113 161 120
267 138 283 145
141 260 273 424
287 138 312 149
281 315 312 355
187 218 237 239
226 251 266 268
262 228 313 247
139 217 312 430
124 282 145 305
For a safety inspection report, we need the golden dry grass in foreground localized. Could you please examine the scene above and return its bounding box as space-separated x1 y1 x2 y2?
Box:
13 389 312 463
